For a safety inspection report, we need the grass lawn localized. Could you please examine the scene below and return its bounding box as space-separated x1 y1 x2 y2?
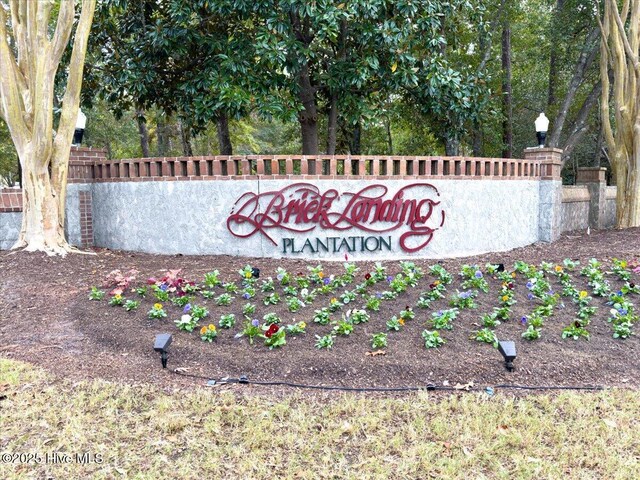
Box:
1 358 639 479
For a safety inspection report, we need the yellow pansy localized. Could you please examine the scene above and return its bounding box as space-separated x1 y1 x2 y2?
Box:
200 326 208 335
154 303 163 310
579 291 588 299
555 265 563 272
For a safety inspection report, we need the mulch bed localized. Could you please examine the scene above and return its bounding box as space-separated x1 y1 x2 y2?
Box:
1 227 640 394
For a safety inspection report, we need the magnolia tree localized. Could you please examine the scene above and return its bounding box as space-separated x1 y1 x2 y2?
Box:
599 0 640 227
0 0 96 254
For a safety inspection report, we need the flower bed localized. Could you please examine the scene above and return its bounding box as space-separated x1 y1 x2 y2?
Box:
89 257 640 354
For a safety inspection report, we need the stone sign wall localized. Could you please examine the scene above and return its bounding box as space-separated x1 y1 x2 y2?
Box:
0 147 618 259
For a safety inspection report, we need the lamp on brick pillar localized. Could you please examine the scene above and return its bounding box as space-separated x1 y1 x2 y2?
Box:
535 113 549 148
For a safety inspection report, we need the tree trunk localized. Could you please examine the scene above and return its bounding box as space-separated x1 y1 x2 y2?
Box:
548 0 564 108
599 0 640 228
501 22 513 158
136 110 150 157
445 134 460 156
217 114 233 155
298 63 319 155
327 92 338 155
548 27 599 149
157 115 168 156
179 120 193 157
16 145 66 254
0 0 96 255
472 122 483 157
385 117 393 155
351 119 361 155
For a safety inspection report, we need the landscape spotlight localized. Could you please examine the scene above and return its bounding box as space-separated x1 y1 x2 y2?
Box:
153 333 173 369
498 340 516 372
252 267 260 278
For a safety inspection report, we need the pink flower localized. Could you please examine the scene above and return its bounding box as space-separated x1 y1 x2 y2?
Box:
146 277 157 285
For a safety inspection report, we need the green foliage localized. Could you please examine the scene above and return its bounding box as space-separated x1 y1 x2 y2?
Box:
88 287 105 301
315 334 335 349
371 333 388 350
422 330 445 349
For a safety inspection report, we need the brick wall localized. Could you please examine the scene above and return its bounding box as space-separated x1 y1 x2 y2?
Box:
0 188 22 213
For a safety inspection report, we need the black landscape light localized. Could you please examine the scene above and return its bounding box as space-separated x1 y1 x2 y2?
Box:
498 340 516 372
154 333 173 369
496 263 505 272
252 267 260 278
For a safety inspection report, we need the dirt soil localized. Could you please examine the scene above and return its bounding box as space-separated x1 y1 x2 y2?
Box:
1 228 640 394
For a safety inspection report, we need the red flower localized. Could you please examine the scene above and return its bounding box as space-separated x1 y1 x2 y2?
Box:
508 283 515 290
429 283 436 289
365 273 371 280
265 324 279 338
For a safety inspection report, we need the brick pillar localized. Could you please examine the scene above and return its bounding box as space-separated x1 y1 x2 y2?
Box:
524 147 563 242
577 167 607 229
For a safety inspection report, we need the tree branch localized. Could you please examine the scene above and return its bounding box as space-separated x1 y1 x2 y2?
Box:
561 80 602 162
51 1 75 67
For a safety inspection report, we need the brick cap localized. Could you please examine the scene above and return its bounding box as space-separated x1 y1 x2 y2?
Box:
524 147 564 154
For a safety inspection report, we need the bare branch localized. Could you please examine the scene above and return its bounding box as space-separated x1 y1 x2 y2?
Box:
611 0 639 68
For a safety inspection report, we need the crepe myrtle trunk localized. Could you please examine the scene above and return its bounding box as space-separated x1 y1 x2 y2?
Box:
0 0 97 255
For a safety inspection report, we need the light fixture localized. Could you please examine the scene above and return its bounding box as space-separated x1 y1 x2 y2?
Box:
251 267 260 278
154 333 173 369
498 340 516 372
534 113 549 148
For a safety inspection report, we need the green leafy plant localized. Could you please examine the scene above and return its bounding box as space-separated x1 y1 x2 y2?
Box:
430 309 458 330
521 325 541 340
449 290 477 309
328 297 342 312
109 294 125 306
365 295 381 312
613 322 633 339
171 295 193 308
349 309 370 324
473 328 498 347
89 287 106 300
200 324 218 342
429 264 453 285
123 299 139 311
340 290 357 304
481 312 501 328
190 305 209 320
175 314 199 332
386 316 404 331
135 286 147 297
201 290 215 299
237 319 261 345
218 313 236 329
261 278 275 292
152 286 170 302
286 296 305 313
399 307 415 321
222 282 238 294
562 323 590 340
204 270 222 288
333 318 354 336
148 303 167 319
263 293 280 306
460 265 489 293
422 330 445 348
263 312 281 325
262 324 286 349
285 321 307 335
242 303 256 317
215 293 233 306
313 308 331 325
315 334 335 349
371 333 388 349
